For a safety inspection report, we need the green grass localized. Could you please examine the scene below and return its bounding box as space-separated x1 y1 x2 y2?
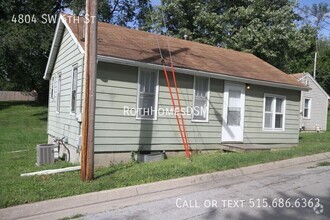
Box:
317 161 330 166
58 214 84 220
1 102 330 208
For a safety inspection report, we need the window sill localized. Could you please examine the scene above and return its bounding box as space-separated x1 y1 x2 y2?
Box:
262 128 285 132
136 117 158 121
191 119 209 123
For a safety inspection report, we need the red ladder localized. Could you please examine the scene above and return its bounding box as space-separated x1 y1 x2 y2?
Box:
161 63 191 158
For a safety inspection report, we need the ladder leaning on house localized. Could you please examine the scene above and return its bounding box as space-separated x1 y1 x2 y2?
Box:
154 33 191 159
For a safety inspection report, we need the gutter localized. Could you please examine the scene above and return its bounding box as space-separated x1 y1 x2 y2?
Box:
98 55 309 91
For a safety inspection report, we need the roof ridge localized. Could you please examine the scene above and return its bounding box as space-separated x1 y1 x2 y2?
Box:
61 13 260 58
44 13 307 89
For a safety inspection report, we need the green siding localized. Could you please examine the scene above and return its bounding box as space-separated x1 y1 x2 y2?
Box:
47 29 84 147
94 63 301 152
94 62 223 152
243 85 300 144
46 29 302 155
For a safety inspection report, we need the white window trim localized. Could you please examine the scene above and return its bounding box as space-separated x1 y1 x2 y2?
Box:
262 93 286 131
70 64 78 115
303 98 311 119
192 76 210 122
56 73 61 114
136 68 159 120
50 76 55 100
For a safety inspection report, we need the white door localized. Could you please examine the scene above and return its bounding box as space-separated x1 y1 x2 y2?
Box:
221 82 245 142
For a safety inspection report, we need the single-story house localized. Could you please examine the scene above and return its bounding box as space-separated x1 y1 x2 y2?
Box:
292 73 329 131
44 14 308 166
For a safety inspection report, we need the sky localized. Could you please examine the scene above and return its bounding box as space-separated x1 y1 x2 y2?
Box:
297 0 330 37
299 0 329 6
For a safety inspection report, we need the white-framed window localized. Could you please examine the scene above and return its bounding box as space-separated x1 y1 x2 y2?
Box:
70 65 78 113
136 68 159 120
303 98 311 119
263 94 286 131
50 76 55 99
192 76 210 122
56 74 61 113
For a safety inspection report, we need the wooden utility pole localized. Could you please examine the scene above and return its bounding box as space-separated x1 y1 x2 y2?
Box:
81 0 98 181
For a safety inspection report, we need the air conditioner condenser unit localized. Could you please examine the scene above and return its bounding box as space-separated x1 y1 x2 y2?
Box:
36 144 56 166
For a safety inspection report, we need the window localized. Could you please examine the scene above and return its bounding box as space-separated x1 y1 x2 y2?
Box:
303 98 311 119
71 66 78 113
192 76 210 122
227 89 241 125
137 68 158 120
263 94 285 130
50 77 55 99
56 74 61 113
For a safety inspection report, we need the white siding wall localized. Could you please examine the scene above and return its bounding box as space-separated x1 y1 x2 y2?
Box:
47 29 84 147
301 75 329 131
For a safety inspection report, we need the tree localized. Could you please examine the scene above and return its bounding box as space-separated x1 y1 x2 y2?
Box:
136 0 153 30
153 0 248 44
315 39 330 94
64 0 151 27
0 0 151 103
221 0 317 73
149 0 316 73
307 3 330 31
0 1 57 103
297 3 330 93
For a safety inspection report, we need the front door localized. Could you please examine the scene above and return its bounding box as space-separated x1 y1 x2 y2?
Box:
221 82 245 142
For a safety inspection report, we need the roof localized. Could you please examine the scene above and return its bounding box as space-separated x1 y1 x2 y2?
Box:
292 73 330 99
44 14 307 90
292 73 304 80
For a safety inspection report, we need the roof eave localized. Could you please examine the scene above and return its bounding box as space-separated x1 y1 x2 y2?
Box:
98 55 308 91
304 73 330 99
43 14 84 80
43 17 63 80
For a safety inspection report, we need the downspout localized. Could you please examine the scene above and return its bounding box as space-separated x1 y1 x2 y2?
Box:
77 55 84 152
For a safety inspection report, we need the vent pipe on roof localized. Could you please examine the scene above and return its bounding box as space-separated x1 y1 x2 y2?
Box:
184 34 188 40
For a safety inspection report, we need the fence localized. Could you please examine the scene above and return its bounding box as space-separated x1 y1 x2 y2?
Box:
0 91 37 101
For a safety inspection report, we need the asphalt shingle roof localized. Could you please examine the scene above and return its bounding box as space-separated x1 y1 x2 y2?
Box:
65 15 305 88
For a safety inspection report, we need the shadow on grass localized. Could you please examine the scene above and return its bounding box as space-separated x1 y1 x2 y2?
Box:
32 111 48 122
94 162 137 180
0 101 48 121
0 101 26 110
0 101 47 110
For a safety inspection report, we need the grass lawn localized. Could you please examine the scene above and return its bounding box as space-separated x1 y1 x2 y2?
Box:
0 102 329 208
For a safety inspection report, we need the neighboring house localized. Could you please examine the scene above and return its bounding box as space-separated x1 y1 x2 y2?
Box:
292 73 330 131
44 14 307 166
